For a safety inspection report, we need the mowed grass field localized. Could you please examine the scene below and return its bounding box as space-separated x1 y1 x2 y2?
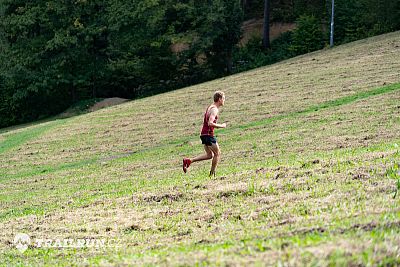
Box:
0 31 400 266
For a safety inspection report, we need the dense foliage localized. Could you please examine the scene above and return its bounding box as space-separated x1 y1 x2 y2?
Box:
234 0 399 72
0 0 399 128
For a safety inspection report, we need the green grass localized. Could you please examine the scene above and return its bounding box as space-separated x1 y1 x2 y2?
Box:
234 82 400 132
0 31 399 266
0 119 65 154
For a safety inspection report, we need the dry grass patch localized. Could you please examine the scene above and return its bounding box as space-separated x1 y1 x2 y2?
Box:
0 31 399 266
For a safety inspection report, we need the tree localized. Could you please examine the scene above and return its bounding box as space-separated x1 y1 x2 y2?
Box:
192 0 243 76
290 15 324 54
0 0 109 123
263 0 270 48
105 0 177 97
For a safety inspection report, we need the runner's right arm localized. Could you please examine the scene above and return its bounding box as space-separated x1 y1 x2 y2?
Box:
208 108 226 129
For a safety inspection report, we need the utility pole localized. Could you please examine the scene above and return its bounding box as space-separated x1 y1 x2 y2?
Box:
330 0 335 47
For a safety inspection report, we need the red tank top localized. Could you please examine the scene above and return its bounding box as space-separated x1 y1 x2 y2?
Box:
201 105 218 137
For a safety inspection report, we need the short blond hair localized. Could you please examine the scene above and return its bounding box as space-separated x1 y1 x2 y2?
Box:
213 91 225 102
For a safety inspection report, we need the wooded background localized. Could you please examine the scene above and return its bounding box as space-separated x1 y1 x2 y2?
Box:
0 0 399 128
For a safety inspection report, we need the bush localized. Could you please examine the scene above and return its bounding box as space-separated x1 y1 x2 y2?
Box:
289 15 325 55
232 31 295 73
232 36 271 73
270 31 296 60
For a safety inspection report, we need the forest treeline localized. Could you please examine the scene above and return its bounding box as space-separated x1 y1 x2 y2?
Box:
0 0 399 128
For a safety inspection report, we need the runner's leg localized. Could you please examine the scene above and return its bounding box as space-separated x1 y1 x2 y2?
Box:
208 143 220 176
191 145 213 163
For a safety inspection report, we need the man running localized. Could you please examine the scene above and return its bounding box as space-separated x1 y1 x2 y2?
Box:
183 91 226 177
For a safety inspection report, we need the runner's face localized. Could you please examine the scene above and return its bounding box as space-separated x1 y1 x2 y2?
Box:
220 95 225 106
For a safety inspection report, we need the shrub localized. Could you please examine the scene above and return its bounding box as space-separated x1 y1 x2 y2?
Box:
289 15 325 55
233 31 295 73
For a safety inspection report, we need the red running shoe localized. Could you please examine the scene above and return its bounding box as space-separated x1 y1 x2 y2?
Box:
182 158 187 173
182 158 192 173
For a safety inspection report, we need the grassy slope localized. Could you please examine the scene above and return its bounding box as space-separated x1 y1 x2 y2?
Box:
0 31 400 266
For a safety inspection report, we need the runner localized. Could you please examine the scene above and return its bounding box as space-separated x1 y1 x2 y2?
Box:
183 91 227 177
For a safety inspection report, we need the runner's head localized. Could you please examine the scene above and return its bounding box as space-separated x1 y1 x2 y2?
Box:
213 91 225 106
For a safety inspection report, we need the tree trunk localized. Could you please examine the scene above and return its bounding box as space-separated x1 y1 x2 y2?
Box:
226 50 233 74
71 85 76 103
241 0 252 10
92 73 96 98
263 0 271 49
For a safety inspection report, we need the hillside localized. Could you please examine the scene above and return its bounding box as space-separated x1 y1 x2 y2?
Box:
0 31 399 266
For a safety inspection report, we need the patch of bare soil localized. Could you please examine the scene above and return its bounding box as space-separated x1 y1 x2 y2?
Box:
240 19 296 46
57 97 129 119
170 20 296 53
89 97 129 112
170 42 190 53
139 192 185 203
